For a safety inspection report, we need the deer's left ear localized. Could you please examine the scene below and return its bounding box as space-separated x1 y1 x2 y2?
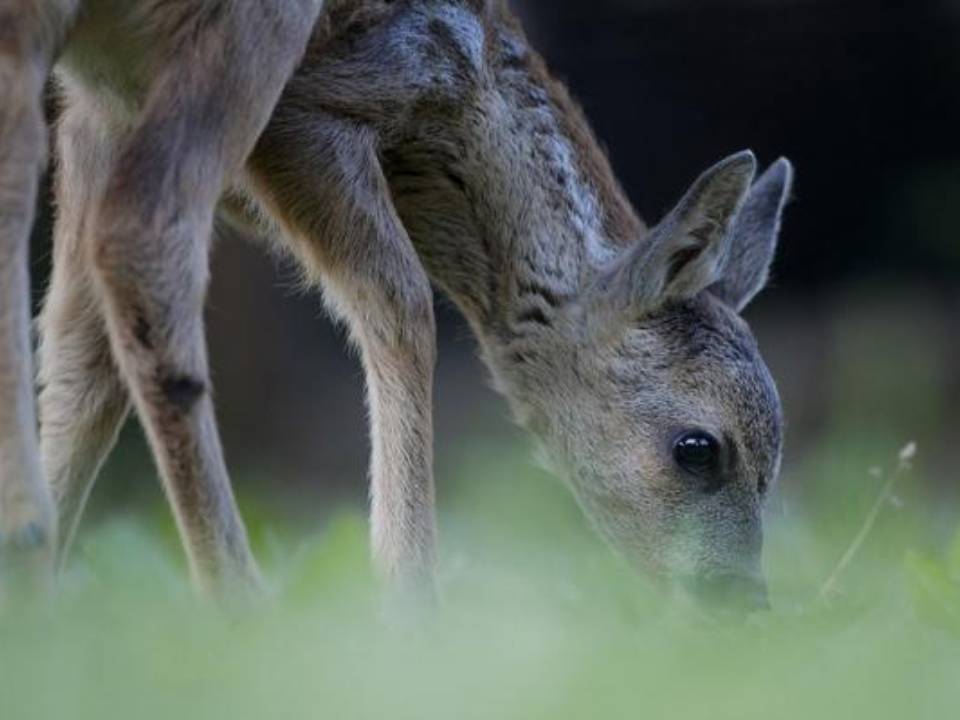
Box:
710 157 793 312
587 151 756 322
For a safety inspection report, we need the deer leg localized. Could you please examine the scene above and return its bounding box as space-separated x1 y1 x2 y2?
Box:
85 2 317 597
38 103 130 565
0 0 77 593
248 117 438 593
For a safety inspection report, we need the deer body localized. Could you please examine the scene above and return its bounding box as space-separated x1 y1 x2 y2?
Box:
235 0 791 599
235 0 647 584
4 0 792 605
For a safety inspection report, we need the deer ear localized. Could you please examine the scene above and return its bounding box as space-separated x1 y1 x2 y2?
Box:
589 151 757 321
710 158 793 312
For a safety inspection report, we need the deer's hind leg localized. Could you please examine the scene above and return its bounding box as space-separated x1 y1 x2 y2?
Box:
0 0 78 593
82 2 318 597
247 114 437 593
37 100 130 564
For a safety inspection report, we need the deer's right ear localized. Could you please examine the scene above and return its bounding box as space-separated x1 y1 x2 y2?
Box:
586 151 757 324
710 158 793 312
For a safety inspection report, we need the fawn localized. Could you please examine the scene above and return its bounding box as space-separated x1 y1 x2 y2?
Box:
11 0 792 607
230 0 793 605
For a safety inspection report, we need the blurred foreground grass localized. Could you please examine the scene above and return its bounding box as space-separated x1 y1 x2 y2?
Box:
2 438 959 720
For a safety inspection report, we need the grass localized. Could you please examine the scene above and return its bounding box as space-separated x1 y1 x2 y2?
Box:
1 439 958 720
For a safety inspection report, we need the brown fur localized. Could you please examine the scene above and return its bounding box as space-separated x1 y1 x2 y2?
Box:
7 0 792 606
1 0 321 598
234 0 789 599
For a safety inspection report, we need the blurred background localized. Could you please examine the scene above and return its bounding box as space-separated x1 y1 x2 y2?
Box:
31 0 960 537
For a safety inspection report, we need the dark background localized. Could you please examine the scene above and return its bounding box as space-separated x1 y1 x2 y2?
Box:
32 0 960 524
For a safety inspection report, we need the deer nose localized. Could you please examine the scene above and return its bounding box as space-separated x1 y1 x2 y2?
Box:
687 572 770 614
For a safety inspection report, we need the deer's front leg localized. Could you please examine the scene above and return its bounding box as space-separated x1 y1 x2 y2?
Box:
248 118 437 592
353 271 437 592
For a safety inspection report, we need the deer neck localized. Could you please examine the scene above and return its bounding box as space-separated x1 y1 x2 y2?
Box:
384 41 644 416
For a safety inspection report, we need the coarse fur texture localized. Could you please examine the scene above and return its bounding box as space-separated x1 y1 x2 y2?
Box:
1 0 321 598
10 0 792 604
232 0 793 600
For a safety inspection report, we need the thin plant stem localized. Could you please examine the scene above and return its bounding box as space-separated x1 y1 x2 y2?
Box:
817 443 916 603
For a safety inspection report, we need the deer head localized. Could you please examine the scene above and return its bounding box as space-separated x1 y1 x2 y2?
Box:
508 151 793 611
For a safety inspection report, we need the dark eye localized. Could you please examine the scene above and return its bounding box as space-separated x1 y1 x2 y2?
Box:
673 431 721 478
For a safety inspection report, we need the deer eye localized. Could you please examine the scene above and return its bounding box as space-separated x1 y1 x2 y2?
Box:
673 431 721 479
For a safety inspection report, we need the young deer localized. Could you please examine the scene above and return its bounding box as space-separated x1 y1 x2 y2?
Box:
38 0 792 606
0 0 321 597
235 0 793 604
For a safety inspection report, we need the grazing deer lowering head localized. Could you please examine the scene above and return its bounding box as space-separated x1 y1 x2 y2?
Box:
26 0 789 608
233 0 792 606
